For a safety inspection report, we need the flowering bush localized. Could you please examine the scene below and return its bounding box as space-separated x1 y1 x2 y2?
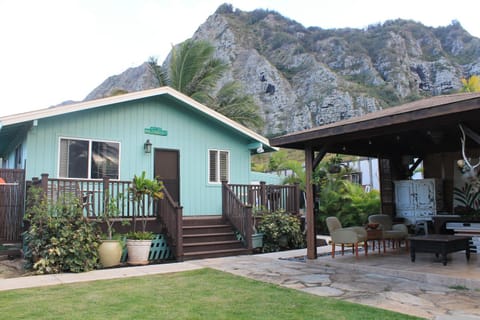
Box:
257 210 304 252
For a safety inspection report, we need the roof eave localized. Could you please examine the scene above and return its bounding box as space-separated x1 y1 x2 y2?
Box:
0 86 274 149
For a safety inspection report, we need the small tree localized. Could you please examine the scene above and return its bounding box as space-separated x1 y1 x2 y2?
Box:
129 171 164 236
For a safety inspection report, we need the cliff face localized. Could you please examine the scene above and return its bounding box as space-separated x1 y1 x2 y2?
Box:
86 5 480 137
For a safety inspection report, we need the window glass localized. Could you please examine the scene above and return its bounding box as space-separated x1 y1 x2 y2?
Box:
59 138 119 179
91 141 119 179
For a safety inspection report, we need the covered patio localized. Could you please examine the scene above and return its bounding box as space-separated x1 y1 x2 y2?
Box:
270 92 480 259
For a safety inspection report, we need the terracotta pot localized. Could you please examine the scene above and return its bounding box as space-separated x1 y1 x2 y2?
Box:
98 240 122 268
126 239 152 265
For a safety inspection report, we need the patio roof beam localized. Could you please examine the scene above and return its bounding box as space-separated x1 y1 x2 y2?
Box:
313 145 329 170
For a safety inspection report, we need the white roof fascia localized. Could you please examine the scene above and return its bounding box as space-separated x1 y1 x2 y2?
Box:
0 87 274 148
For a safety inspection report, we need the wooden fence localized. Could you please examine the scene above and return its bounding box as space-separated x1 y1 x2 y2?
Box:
0 169 25 241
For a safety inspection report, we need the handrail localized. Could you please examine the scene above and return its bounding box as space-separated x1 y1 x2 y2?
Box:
222 181 252 250
157 187 183 261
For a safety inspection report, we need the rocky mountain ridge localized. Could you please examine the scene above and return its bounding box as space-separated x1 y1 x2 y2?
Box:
85 4 480 137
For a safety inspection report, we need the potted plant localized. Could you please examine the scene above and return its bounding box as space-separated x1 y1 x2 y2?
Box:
251 211 264 249
126 172 164 265
97 193 125 268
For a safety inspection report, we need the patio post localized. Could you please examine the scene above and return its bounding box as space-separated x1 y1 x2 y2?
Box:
294 182 300 215
305 145 317 259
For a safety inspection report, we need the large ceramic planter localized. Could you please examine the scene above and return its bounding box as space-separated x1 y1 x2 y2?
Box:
126 239 152 265
252 233 264 249
98 240 123 268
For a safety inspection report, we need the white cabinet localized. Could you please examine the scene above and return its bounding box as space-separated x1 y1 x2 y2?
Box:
394 179 443 225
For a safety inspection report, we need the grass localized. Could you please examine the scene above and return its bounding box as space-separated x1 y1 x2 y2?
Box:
448 285 469 291
0 268 421 320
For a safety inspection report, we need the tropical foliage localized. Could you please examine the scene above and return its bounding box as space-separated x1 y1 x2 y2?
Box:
256 150 381 233
460 75 480 93
129 171 164 234
453 183 480 214
317 178 380 231
23 188 101 274
257 210 304 252
148 40 263 129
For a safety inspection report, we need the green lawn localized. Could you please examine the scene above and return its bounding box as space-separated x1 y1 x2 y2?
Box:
0 268 421 320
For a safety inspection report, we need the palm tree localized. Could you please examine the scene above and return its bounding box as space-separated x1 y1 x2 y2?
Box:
169 40 227 105
147 56 168 87
213 81 263 129
148 40 263 130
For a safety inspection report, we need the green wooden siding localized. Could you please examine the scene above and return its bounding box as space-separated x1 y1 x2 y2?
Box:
24 96 254 215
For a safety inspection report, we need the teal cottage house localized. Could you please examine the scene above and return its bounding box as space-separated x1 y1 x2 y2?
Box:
0 87 276 216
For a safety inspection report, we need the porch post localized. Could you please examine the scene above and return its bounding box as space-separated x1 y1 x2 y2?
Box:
305 145 317 259
259 181 267 210
102 176 110 216
221 180 228 219
40 173 49 195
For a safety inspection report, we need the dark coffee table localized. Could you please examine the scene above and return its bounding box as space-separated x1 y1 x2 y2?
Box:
409 235 471 266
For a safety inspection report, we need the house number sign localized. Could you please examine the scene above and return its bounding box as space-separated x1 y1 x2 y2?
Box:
144 127 168 136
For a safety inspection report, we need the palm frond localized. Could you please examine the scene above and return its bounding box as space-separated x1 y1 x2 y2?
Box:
147 56 168 86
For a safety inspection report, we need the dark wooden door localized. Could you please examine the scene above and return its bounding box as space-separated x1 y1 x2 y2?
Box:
154 149 180 203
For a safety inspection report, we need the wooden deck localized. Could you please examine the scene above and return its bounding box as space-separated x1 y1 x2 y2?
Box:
26 174 300 261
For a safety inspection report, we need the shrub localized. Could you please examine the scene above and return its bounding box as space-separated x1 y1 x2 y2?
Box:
317 179 380 233
257 210 304 252
23 187 101 274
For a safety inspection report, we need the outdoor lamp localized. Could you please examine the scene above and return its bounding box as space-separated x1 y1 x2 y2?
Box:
144 139 152 154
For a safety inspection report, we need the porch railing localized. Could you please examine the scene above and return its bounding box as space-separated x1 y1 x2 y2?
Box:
35 174 138 218
222 181 252 250
228 181 300 214
157 188 183 261
30 173 184 260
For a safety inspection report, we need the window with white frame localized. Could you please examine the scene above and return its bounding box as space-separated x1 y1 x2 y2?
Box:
208 149 229 183
59 138 120 179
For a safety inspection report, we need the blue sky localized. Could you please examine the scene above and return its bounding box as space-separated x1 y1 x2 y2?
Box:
0 0 478 116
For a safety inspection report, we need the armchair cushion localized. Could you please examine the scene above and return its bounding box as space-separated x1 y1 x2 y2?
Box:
326 216 368 258
369 214 408 239
331 228 366 244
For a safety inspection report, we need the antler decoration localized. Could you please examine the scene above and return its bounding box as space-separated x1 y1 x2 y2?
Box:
458 124 480 193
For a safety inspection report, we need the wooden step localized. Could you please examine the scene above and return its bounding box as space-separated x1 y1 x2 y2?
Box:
183 224 234 235
183 232 237 244
183 240 244 253
182 216 224 226
180 215 251 260
183 248 251 260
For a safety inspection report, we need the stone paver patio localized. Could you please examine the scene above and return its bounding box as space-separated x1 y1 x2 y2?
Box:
2 244 480 320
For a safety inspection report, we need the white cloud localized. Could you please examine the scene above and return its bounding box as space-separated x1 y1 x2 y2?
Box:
0 0 478 116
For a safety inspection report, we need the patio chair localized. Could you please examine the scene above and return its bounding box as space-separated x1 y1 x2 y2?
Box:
326 216 368 258
368 214 408 251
